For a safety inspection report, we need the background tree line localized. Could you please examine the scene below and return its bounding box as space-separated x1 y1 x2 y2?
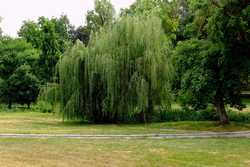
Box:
0 0 249 125
0 0 115 109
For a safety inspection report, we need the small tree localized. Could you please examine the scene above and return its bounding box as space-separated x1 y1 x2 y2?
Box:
8 65 39 108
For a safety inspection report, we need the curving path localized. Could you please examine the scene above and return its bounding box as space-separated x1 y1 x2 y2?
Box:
0 131 250 139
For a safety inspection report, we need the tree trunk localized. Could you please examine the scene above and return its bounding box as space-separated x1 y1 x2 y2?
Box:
147 91 153 114
27 103 31 109
146 79 153 122
8 100 12 109
214 89 229 124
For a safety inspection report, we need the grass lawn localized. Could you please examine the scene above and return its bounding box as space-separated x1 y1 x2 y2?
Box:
0 138 249 167
0 111 250 134
0 108 249 167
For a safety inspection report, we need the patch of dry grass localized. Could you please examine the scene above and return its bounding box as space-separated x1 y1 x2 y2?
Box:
0 138 249 167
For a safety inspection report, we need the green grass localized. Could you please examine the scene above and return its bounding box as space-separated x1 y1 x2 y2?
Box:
0 138 249 167
0 111 250 134
243 98 250 108
0 107 250 166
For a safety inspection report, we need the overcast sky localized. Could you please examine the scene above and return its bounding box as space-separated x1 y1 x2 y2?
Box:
0 0 135 37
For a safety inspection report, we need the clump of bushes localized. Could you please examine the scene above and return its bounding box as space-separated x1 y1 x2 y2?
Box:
158 108 218 122
36 101 52 113
228 110 250 123
157 107 250 123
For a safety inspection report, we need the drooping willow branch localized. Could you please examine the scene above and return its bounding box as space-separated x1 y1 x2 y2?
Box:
59 15 173 123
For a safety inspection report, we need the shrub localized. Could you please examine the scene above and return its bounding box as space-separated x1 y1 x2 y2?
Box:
228 110 250 123
158 107 250 123
37 101 52 113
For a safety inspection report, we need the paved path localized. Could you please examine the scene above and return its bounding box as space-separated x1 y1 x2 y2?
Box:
0 131 250 139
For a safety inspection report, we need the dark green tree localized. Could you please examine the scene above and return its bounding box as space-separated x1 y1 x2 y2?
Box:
18 15 73 82
17 21 41 48
173 0 250 124
71 26 90 46
8 65 39 108
176 0 192 40
0 38 40 108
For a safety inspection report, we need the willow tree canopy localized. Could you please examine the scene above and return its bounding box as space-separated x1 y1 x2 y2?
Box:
59 15 173 123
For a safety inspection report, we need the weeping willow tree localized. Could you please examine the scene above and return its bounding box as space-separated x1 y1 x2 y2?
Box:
59 15 173 123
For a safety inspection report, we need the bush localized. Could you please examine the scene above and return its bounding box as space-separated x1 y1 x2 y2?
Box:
37 101 52 113
158 108 218 122
157 107 250 123
228 110 250 123
105 106 250 123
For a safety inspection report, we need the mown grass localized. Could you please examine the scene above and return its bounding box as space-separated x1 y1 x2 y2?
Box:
0 111 250 134
0 106 250 167
0 138 249 167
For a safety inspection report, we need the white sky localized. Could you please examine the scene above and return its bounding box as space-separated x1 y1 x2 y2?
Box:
0 0 135 37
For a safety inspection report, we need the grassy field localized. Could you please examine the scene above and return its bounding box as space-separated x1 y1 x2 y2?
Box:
0 138 249 167
0 111 250 134
0 105 250 167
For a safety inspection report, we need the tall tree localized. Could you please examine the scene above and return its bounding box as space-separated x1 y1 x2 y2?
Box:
173 0 250 124
71 0 115 46
176 0 191 40
86 0 115 33
59 15 173 123
121 0 179 41
18 15 73 82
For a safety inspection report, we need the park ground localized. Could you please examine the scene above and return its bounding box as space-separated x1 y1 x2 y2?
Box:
0 138 250 167
0 101 249 167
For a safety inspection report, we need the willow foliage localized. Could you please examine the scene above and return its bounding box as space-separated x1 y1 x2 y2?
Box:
59 16 173 123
